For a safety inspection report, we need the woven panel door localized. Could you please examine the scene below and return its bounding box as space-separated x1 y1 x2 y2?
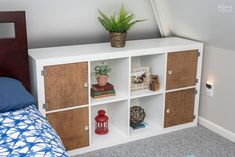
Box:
166 50 198 90
44 62 88 111
164 88 196 128
47 107 89 150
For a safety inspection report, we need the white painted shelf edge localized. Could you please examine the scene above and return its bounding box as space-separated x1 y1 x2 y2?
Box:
129 120 162 135
90 92 128 106
131 89 164 99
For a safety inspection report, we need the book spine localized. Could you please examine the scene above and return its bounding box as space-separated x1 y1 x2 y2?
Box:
92 93 115 98
91 89 115 96
92 85 114 91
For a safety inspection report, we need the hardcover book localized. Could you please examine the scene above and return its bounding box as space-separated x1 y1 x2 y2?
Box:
91 89 115 96
91 88 115 98
92 83 114 91
91 93 116 98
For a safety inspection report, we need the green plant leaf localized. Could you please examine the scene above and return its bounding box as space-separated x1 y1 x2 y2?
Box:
128 19 146 30
93 61 111 78
98 10 111 23
97 5 146 33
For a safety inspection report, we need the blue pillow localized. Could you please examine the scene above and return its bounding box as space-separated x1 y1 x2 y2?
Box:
0 77 36 112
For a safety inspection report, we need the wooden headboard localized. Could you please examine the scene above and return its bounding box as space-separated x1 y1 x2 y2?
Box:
0 11 30 91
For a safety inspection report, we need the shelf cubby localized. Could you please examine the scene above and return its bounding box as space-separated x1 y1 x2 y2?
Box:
129 94 164 135
130 53 166 98
90 100 129 146
90 57 129 104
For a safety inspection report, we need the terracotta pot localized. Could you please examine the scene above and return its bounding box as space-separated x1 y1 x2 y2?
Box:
110 32 127 48
97 75 109 86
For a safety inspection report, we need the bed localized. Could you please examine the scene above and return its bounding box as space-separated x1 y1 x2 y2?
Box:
0 11 68 156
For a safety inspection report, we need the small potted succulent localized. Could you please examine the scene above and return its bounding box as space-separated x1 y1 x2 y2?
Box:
93 61 111 86
98 5 145 48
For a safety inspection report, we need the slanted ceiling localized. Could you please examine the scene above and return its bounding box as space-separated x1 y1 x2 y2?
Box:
158 0 235 51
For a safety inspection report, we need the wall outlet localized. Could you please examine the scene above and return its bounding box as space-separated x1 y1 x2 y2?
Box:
205 83 214 97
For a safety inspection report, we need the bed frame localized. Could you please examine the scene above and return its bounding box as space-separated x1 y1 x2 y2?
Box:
0 11 30 91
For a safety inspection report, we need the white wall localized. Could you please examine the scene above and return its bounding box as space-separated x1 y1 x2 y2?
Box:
0 0 160 48
200 46 235 133
158 0 235 133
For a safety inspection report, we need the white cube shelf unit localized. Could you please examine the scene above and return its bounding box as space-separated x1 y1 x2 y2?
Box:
29 37 203 156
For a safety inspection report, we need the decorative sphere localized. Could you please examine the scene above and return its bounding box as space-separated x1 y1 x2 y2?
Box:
130 106 146 127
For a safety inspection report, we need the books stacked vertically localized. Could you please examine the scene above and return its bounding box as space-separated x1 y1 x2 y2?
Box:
91 83 115 98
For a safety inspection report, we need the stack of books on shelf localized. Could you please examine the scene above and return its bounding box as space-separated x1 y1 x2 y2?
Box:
91 83 115 98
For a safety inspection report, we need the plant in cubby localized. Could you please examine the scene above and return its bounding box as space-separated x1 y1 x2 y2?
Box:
92 61 115 99
93 61 111 87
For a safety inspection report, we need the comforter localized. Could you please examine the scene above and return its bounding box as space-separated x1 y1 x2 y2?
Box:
0 105 68 157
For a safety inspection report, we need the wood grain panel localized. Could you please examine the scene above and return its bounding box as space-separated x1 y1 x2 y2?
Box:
166 50 198 90
44 62 88 111
47 107 89 150
164 88 195 128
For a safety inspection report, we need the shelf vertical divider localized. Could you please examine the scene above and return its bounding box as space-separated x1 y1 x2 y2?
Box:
88 61 92 146
162 53 168 128
127 57 132 136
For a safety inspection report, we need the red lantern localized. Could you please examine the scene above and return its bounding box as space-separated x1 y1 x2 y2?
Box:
95 110 109 135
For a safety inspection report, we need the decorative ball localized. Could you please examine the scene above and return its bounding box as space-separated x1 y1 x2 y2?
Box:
130 106 146 127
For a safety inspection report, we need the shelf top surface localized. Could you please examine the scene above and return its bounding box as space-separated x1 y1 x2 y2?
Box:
29 37 203 61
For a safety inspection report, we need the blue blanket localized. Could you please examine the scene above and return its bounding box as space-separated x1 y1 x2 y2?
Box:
0 105 68 157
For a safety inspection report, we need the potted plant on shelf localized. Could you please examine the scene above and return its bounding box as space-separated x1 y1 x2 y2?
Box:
93 61 111 86
98 5 145 48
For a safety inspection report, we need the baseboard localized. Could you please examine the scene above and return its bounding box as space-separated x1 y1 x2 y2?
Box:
198 117 235 143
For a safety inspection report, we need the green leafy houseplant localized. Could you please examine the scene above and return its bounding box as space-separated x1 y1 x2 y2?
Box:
93 61 111 86
93 61 111 78
98 5 145 47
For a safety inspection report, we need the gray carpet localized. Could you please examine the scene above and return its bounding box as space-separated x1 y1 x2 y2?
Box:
75 126 235 157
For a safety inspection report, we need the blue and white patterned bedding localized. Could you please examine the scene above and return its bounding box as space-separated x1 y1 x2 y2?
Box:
0 105 68 157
